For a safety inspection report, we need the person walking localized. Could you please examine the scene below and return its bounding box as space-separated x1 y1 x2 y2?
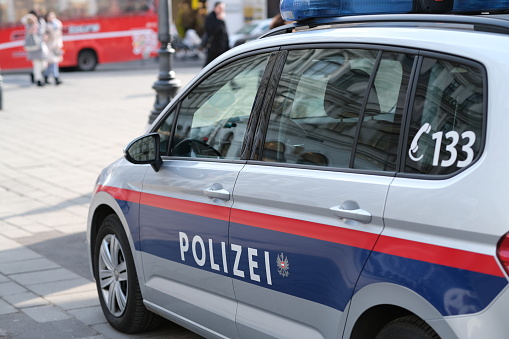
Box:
203 2 229 66
22 12 48 86
43 12 64 85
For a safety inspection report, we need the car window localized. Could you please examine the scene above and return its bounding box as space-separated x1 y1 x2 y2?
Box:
354 52 415 170
167 53 270 159
263 48 413 171
404 57 484 175
156 107 176 155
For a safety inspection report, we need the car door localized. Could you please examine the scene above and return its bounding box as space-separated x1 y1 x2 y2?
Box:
138 52 274 338
230 48 416 338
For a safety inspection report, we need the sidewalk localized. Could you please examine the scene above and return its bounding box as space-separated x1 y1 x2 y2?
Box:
0 59 203 339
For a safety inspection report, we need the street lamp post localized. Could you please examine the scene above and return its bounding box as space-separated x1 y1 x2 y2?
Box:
149 0 181 124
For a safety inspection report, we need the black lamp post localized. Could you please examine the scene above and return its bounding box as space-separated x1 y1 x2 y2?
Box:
149 0 181 124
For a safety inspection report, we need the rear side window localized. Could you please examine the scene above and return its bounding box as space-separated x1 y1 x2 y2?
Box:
404 57 484 175
262 48 413 171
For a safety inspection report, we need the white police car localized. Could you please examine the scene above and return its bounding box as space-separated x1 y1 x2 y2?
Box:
87 0 509 338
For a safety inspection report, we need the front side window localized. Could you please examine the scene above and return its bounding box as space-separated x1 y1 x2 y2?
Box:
404 57 484 175
169 53 270 160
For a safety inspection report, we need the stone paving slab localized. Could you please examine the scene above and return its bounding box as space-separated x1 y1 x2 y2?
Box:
2 292 49 308
27 278 96 297
0 257 60 275
9 268 82 286
45 290 100 310
22 305 72 323
68 306 107 326
0 247 41 264
0 282 27 297
0 299 17 315
0 312 98 338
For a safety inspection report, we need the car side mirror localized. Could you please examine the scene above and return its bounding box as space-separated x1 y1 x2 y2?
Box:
124 133 163 172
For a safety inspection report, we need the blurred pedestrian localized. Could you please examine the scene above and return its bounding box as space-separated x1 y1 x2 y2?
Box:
270 13 285 29
203 2 229 66
270 13 294 30
43 12 64 85
21 12 48 87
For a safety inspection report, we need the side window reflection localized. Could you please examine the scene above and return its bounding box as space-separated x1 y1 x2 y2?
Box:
170 53 270 159
404 58 484 175
263 48 411 171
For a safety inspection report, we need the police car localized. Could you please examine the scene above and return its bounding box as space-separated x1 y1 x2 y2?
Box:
87 0 509 338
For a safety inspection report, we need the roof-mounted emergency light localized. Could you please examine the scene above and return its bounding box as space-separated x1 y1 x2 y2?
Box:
454 0 509 12
280 0 509 22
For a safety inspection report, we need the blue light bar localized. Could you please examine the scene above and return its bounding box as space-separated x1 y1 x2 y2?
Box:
280 0 413 21
280 0 509 22
453 0 509 12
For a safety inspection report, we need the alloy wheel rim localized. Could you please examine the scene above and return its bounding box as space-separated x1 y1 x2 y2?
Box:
98 234 128 317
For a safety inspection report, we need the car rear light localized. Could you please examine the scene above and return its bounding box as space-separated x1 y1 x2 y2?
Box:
496 232 509 276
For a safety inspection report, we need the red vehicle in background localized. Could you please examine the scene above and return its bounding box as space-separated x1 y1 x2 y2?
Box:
0 0 158 71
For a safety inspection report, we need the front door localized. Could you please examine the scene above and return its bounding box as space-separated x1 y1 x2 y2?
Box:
139 52 273 338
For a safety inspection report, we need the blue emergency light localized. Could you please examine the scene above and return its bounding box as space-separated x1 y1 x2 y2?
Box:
280 0 509 22
454 0 509 12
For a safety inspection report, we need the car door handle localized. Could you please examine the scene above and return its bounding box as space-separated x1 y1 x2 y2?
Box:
330 201 372 224
203 184 230 201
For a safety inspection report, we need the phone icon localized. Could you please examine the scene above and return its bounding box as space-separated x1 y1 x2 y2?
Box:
408 123 431 162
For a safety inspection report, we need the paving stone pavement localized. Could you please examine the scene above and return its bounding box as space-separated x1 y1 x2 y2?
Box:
0 59 204 339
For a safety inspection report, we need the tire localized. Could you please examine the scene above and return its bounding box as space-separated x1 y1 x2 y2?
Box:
93 214 161 333
376 315 440 339
77 49 97 71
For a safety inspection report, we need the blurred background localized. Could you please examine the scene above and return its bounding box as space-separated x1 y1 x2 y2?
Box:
0 0 282 72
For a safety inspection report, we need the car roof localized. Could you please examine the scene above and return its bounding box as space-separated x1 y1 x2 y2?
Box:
221 14 509 65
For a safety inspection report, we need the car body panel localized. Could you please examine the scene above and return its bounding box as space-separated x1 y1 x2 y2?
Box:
88 14 509 339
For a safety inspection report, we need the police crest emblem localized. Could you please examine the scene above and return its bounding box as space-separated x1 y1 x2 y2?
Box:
276 253 289 277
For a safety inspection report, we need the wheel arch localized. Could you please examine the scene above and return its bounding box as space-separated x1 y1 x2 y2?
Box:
89 203 115 260
343 283 458 339
87 191 147 294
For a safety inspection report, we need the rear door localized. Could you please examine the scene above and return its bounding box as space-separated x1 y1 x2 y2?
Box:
138 52 274 338
230 47 416 338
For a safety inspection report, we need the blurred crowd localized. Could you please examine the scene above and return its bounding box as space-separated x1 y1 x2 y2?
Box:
22 9 64 86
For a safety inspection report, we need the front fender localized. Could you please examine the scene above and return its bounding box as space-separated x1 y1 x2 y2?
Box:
87 187 147 296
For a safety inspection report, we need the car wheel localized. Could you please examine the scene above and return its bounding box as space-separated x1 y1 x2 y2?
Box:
77 49 97 71
376 316 440 339
93 214 161 333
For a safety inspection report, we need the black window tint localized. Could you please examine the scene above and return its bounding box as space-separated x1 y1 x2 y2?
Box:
170 53 270 159
404 58 484 175
354 52 414 171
